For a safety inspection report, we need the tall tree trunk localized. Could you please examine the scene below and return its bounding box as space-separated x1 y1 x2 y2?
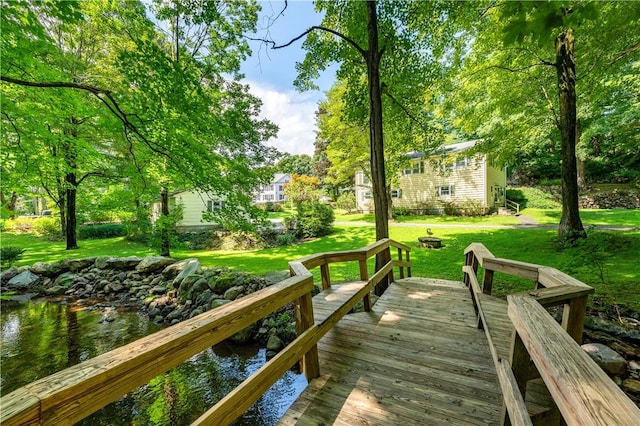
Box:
57 186 66 237
555 28 585 241
365 0 390 294
576 119 586 189
65 172 78 250
160 186 171 257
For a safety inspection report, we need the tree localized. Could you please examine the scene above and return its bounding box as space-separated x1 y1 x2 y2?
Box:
283 174 323 206
1 0 278 254
274 153 315 176
445 1 640 241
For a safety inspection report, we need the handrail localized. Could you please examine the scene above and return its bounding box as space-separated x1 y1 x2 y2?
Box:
505 199 520 215
0 238 411 426
508 295 640 425
461 243 638 425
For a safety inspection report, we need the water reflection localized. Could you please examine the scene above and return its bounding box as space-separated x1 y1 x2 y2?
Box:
1 298 307 425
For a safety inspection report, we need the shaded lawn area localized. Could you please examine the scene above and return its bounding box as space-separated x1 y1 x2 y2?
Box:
522 208 640 227
3 225 639 310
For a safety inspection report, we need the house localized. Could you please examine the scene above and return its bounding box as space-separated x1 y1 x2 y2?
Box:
253 173 291 204
355 140 507 214
151 190 225 232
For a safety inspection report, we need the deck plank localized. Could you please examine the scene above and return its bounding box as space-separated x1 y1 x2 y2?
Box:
279 278 502 425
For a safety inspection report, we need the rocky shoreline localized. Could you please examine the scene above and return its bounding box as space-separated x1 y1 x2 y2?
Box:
0 256 297 356
1 255 638 404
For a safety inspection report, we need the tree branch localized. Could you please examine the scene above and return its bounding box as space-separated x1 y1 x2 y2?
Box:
252 25 366 57
608 41 640 65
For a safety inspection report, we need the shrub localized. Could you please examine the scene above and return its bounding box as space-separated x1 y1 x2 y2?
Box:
78 223 126 239
32 217 62 239
295 201 334 238
392 206 412 217
335 192 356 213
177 231 218 250
1 246 26 267
276 232 296 246
3 217 35 234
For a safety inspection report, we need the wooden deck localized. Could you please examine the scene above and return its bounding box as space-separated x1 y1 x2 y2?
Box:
279 277 503 425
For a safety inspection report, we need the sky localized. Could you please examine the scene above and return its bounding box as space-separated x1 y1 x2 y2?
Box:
240 1 336 157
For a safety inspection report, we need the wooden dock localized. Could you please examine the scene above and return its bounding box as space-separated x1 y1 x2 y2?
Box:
279 277 503 425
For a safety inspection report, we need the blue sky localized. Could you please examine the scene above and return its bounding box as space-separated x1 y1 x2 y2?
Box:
241 1 336 156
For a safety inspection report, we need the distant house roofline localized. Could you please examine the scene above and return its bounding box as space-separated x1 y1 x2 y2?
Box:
406 139 482 160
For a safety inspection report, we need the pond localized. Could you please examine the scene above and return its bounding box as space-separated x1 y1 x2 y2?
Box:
0 297 307 425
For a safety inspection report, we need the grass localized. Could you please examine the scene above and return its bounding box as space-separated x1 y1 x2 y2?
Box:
333 211 521 225
521 208 640 227
3 223 639 311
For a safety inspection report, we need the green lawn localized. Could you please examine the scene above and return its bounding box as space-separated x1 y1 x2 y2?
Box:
522 208 640 227
3 223 639 310
333 211 520 225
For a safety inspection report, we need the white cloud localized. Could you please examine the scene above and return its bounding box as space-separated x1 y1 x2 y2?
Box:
245 80 321 156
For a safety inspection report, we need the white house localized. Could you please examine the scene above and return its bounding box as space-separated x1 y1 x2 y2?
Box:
253 173 291 204
355 141 507 214
151 190 225 232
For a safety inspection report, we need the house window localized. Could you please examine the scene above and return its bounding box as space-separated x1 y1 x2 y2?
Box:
265 185 274 192
363 191 372 200
207 200 224 212
403 161 424 175
279 194 286 201
391 189 402 199
362 175 370 185
263 194 274 201
446 157 468 169
278 185 284 192
436 185 454 196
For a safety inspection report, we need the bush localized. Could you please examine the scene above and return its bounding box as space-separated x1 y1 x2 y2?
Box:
177 231 217 250
1 246 26 267
276 232 296 246
78 223 126 239
392 206 412 217
295 201 334 238
32 217 62 239
3 217 35 234
335 192 356 213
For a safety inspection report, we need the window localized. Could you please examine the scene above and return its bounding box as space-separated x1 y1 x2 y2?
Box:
279 194 286 201
445 157 468 169
278 185 284 192
363 191 372 200
265 185 274 192
263 194 274 201
207 200 224 212
403 161 424 175
391 189 402 199
436 185 454 196
361 174 370 185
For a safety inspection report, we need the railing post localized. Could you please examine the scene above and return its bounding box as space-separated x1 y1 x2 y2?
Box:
320 263 330 290
295 286 319 381
386 247 395 284
506 330 530 421
463 251 478 288
406 249 412 277
482 269 494 295
397 248 404 279
562 295 588 343
359 259 371 312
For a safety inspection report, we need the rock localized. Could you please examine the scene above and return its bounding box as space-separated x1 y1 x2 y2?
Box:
210 299 231 309
151 286 167 295
166 309 184 321
107 282 125 293
54 272 76 288
171 260 202 287
230 326 255 344
266 335 283 351
164 258 201 280
44 285 66 295
105 256 143 270
622 378 640 394
223 285 244 301
62 257 96 272
30 261 64 277
264 270 291 285
1 267 19 284
195 289 213 307
136 256 176 273
582 343 627 376
94 256 114 269
7 271 40 289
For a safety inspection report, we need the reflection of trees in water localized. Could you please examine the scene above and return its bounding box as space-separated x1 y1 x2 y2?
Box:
2 301 305 425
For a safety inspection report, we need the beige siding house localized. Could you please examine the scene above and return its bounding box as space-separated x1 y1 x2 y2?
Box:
152 190 224 231
355 141 506 214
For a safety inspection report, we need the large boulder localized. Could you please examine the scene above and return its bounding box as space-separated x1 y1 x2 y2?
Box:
223 285 244 301
105 256 143 270
62 257 97 272
0 266 19 284
264 270 290 285
136 256 176 273
582 343 627 376
163 258 200 279
171 259 202 287
30 261 64 277
7 271 41 289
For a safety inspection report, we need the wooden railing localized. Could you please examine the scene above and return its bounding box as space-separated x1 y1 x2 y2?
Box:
0 238 411 426
505 199 520 215
463 243 640 425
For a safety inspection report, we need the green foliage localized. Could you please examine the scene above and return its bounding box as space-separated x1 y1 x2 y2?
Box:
294 201 335 239
78 223 126 240
274 154 314 176
507 187 561 209
151 204 183 254
31 217 62 240
275 232 297 247
126 208 153 244
335 191 357 214
0 246 26 267
284 174 324 206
